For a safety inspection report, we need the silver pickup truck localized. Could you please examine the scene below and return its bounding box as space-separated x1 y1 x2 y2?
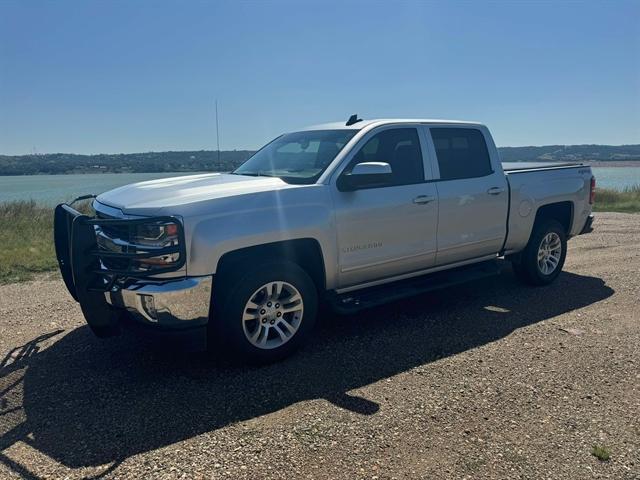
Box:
55 117 595 362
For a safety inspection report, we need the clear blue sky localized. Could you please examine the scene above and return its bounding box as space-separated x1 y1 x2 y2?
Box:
1 0 638 155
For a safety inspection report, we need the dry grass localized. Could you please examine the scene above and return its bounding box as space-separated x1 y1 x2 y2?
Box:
0 201 57 284
593 185 640 213
0 188 637 284
0 200 92 284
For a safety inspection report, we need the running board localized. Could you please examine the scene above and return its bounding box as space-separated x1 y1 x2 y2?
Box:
326 260 502 314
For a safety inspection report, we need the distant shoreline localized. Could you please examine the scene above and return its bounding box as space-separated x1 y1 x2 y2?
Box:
583 161 640 168
0 161 638 177
2 145 640 175
0 170 218 176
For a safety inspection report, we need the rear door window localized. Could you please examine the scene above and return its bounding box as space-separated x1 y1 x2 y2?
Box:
430 128 493 180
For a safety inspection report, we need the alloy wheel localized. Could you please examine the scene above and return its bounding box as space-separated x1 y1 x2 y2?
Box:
241 281 304 349
537 232 562 275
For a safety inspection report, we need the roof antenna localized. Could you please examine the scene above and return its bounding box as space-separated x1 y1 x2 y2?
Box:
215 99 221 167
346 114 362 126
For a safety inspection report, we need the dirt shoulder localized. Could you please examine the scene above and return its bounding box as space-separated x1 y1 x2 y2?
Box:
0 212 638 479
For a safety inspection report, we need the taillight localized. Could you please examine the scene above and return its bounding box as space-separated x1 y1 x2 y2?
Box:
589 176 596 204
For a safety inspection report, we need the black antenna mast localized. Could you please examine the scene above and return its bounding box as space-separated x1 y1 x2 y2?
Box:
215 99 221 166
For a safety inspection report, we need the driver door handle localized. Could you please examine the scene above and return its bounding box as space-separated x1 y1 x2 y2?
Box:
413 195 436 205
487 187 505 195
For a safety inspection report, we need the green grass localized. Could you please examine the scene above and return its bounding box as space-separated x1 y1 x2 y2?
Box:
0 201 57 284
593 185 640 213
591 444 611 462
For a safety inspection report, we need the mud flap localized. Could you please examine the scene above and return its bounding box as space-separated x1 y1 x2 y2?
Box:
70 215 122 338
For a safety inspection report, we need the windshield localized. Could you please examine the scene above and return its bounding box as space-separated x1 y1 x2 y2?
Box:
233 130 358 184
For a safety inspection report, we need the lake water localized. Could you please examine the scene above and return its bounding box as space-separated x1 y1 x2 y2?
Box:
590 167 640 191
0 167 639 205
0 172 206 205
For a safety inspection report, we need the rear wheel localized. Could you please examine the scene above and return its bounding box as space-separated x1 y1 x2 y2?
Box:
511 219 567 286
211 260 318 363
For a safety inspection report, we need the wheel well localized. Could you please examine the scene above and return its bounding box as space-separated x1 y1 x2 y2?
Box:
216 239 326 291
534 201 573 234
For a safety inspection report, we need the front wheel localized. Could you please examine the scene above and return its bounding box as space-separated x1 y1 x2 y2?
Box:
511 220 567 286
211 260 318 363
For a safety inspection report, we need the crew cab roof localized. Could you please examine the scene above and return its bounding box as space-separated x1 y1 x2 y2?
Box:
300 118 485 131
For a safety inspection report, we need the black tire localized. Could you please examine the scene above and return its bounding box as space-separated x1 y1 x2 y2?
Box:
210 260 318 364
511 219 567 286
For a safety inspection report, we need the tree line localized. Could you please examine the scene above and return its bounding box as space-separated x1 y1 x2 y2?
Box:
0 150 255 175
1 144 639 175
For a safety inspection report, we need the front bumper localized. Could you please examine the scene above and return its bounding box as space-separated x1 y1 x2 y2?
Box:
105 276 212 328
53 202 208 343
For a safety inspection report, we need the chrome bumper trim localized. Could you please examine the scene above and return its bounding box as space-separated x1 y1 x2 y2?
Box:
105 276 212 328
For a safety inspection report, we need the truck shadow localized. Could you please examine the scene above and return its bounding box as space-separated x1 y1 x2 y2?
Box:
0 265 614 472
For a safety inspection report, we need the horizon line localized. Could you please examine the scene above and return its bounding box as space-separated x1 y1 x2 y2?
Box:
3 142 640 157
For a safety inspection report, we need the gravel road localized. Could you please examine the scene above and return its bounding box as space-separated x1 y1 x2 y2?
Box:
1 212 638 479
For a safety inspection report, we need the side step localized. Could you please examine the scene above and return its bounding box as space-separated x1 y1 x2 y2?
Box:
326 260 502 314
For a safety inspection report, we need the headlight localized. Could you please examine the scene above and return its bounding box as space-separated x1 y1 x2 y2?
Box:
95 218 184 273
133 222 179 246
132 221 181 269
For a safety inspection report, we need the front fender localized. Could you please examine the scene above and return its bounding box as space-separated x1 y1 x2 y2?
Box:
184 186 339 288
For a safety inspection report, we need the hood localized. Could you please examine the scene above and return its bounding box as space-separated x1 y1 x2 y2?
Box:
96 173 295 213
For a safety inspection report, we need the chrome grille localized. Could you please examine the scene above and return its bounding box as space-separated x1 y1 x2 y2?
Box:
95 209 132 270
95 208 133 242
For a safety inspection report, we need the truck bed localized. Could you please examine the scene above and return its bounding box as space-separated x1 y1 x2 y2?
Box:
501 160 593 254
502 161 585 172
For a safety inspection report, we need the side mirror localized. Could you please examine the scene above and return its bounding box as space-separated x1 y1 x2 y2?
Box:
337 162 393 191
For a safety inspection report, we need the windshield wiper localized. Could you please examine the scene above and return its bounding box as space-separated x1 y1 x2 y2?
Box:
231 171 275 178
